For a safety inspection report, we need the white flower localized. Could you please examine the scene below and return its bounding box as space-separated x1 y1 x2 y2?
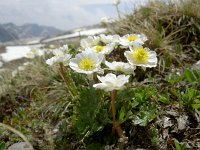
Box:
26 48 44 59
80 36 100 49
46 54 72 66
46 44 72 66
69 50 104 75
80 35 115 55
119 34 147 48
112 0 120 5
105 61 136 74
91 44 115 55
46 57 56 66
12 70 18 77
100 34 120 44
93 73 130 91
124 47 157 68
52 45 69 56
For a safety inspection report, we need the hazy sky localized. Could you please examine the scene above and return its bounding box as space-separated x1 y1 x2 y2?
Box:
0 0 149 30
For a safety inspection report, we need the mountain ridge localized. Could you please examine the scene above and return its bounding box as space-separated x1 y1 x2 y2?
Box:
0 23 63 43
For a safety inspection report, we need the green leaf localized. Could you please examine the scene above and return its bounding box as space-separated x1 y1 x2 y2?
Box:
174 139 181 150
158 96 170 104
184 69 200 82
0 142 6 150
119 107 125 124
72 85 109 139
181 143 187 150
158 89 170 104
182 88 200 107
192 69 200 79
185 69 195 82
192 103 200 109
132 106 159 126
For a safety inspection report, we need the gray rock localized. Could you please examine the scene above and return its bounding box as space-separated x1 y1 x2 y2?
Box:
0 61 3 67
193 60 200 70
177 115 188 130
7 142 32 150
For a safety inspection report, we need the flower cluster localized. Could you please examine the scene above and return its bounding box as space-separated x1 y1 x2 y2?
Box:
46 33 157 91
26 48 45 59
46 45 72 66
45 33 158 142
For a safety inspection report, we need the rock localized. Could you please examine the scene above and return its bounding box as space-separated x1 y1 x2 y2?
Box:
7 142 32 150
163 116 173 128
0 61 3 67
193 60 200 70
177 115 188 130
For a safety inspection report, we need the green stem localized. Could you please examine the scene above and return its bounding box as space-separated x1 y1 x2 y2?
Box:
59 63 75 98
111 90 117 133
63 65 78 96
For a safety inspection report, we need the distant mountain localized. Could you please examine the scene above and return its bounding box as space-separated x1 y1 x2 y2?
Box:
0 23 18 42
0 23 63 43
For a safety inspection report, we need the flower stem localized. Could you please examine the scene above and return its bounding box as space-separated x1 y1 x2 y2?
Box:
111 90 117 133
63 65 78 95
93 73 104 98
59 63 75 98
110 90 127 144
115 5 121 19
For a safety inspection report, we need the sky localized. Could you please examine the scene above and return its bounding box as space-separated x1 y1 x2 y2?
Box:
0 0 149 31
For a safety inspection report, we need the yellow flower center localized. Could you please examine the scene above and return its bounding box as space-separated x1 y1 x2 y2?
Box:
79 58 96 71
132 48 149 64
95 46 105 52
128 36 138 41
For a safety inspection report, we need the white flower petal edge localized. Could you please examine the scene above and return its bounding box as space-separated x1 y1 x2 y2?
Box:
69 50 104 75
93 73 130 91
105 61 136 74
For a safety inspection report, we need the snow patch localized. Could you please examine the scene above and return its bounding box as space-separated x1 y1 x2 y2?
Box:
0 45 42 62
